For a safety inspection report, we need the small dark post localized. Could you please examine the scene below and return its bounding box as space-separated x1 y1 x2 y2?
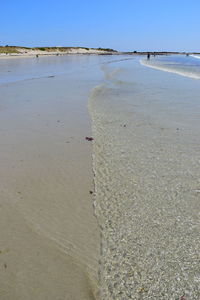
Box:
147 52 150 60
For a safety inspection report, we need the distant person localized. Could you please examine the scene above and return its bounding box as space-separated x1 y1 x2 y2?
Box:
147 53 150 60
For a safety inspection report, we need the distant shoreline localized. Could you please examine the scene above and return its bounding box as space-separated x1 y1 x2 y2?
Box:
0 46 199 59
0 46 118 58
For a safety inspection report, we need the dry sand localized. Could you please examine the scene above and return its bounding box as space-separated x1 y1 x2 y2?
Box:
0 58 101 300
0 47 116 59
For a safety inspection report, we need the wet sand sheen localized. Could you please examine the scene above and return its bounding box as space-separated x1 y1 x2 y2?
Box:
1 55 200 300
0 56 104 300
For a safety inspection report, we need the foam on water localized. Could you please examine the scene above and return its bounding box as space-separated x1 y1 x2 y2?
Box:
141 55 200 79
89 58 200 299
191 55 200 60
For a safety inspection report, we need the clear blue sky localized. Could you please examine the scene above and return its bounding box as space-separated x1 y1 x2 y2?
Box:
1 0 200 52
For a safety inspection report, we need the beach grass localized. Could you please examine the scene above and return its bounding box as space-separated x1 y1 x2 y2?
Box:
0 46 20 53
33 47 91 52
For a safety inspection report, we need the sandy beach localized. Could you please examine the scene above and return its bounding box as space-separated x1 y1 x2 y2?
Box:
0 55 104 300
0 46 118 60
0 54 200 300
2 0 200 298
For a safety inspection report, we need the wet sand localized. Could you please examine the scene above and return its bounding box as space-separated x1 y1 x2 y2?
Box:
1 55 200 300
0 56 103 300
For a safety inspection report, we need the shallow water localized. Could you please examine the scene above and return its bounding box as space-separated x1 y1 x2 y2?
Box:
1 55 200 299
0 55 110 300
89 57 200 299
141 54 200 79
0 54 111 85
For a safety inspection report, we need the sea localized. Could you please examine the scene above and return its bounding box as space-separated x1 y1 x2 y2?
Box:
89 54 200 299
141 54 200 79
0 54 200 300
